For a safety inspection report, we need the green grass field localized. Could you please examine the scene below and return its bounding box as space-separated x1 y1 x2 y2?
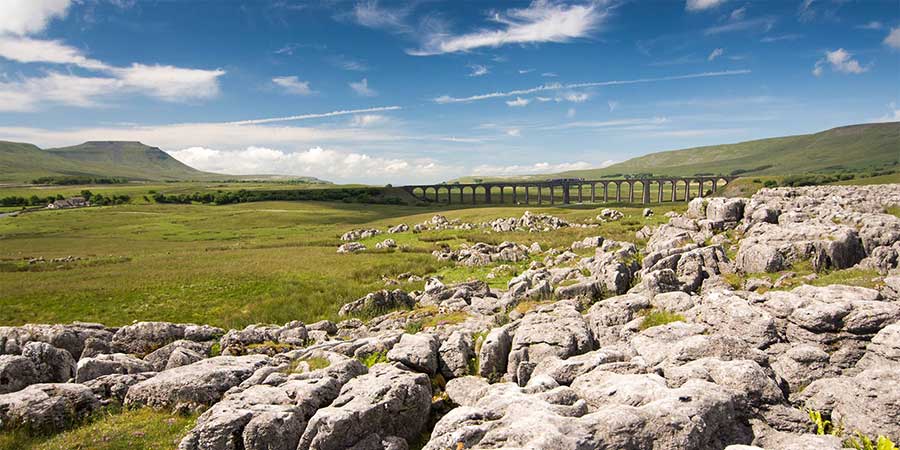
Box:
0 199 680 329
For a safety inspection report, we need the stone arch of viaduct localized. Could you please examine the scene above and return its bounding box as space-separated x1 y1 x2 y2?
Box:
401 177 737 205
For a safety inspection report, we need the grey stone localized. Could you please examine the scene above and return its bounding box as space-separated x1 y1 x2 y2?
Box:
179 377 341 450
22 342 75 383
771 345 833 395
75 353 153 383
0 354 39 394
856 323 900 369
507 301 593 383
125 355 270 412
800 368 900 441
144 339 211 371
111 321 186 355
0 383 99 432
438 331 474 379
478 325 513 382
387 333 440 375
444 376 489 407
297 364 431 450
83 372 156 405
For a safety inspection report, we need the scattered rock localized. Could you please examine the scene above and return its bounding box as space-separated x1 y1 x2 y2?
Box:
0 383 99 432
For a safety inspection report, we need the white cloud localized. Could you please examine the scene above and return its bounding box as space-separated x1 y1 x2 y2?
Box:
729 6 746 20
0 36 107 69
352 0 409 31
704 17 775 35
506 97 531 107
0 0 70 36
518 68 534 74
685 0 727 12
468 64 489 77
760 33 801 43
607 100 618 111
350 114 388 127
0 72 118 111
506 128 521 137
541 72 558 77
560 92 589 103
813 48 868 76
272 76 313 95
885 27 900 50
811 64 823 77
167 145 445 183
875 102 900 123
227 106 401 125
858 21 883 30
567 107 576 118
409 1 606 56
708 48 724 61
349 78 377 96
329 54 369 72
471 161 594 176
109 64 224 101
433 70 751 104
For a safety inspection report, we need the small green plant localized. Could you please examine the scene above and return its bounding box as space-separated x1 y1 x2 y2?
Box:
208 342 221 357
358 350 389 368
638 308 685 330
843 432 897 450
809 409 836 436
405 320 424 334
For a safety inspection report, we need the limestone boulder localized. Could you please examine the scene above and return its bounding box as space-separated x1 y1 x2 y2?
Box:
387 333 440 375
22 341 76 383
477 324 513 382
339 289 414 317
83 372 157 405
507 301 593 383
856 323 900 370
111 321 186 355
770 344 834 397
124 355 270 412
800 368 900 440
297 363 431 450
143 339 211 371
0 322 113 360
0 355 39 394
75 353 153 383
0 383 99 432
179 377 342 450
438 330 474 379
585 294 650 346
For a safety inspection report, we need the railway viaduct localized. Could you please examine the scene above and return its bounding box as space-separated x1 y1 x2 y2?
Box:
400 176 737 205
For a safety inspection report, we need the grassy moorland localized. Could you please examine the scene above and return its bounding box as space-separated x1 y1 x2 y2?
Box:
0 199 682 329
451 122 899 183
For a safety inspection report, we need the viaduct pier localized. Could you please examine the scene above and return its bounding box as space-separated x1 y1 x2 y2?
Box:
400 176 737 205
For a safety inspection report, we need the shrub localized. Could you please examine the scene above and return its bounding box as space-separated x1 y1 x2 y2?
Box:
358 350 389 368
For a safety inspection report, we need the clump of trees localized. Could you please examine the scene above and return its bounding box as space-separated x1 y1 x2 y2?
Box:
80 190 130 206
0 190 130 207
31 176 127 185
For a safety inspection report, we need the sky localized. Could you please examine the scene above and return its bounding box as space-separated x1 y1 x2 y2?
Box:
0 0 898 184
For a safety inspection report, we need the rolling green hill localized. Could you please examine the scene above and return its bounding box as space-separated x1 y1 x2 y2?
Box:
0 140 328 184
453 122 900 182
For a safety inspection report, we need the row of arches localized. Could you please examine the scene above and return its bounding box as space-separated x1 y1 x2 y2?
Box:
405 177 734 205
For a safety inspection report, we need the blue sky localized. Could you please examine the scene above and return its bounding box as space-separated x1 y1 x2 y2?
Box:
0 0 897 184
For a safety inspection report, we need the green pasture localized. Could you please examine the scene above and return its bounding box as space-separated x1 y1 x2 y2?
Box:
0 199 680 329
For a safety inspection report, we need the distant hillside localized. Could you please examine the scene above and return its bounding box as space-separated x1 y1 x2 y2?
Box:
0 141 329 184
453 122 900 183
